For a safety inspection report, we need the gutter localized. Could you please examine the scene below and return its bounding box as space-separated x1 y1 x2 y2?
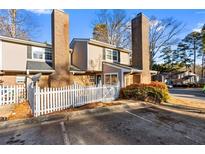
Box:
26 69 55 73
71 71 86 74
0 35 51 48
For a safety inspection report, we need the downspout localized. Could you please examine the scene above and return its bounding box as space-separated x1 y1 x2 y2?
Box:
26 69 30 100
121 70 124 87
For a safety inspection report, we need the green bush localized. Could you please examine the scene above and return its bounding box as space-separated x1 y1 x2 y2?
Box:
120 82 170 104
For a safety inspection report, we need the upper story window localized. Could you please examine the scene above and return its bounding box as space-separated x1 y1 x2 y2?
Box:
31 46 52 61
105 49 119 62
45 52 52 61
33 51 44 60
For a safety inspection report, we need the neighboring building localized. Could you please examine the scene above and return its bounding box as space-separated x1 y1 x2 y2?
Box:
156 71 199 86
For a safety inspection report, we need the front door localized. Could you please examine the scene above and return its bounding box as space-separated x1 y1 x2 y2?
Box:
96 75 102 85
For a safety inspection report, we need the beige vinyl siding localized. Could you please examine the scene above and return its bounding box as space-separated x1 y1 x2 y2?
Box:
87 43 104 71
2 41 27 71
120 51 130 65
72 41 87 70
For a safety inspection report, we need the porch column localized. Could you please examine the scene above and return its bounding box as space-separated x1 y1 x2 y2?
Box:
121 70 124 87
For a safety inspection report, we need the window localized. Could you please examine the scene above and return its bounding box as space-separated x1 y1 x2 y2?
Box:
32 46 52 61
16 76 25 84
33 51 44 60
106 49 112 60
105 49 119 62
113 50 118 61
104 73 118 85
45 52 52 61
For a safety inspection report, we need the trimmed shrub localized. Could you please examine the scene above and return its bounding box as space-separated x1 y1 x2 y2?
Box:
120 82 169 104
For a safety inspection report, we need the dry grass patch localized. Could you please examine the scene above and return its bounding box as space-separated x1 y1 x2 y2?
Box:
8 101 32 120
167 96 205 111
47 102 123 115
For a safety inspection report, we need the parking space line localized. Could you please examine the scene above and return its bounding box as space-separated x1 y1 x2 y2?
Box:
125 110 202 144
60 122 70 145
125 110 153 123
184 135 201 144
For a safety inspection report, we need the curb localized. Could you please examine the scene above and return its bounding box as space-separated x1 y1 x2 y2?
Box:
0 102 149 131
147 102 205 120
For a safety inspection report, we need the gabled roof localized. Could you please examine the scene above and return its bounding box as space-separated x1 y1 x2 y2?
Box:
103 61 157 74
70 38 131 53
103 61 142 73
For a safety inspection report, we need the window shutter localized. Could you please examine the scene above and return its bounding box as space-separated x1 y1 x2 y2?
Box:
103 48 106 60
118 51 120 63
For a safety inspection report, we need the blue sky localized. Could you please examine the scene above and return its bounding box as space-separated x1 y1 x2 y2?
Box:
24 9 205 44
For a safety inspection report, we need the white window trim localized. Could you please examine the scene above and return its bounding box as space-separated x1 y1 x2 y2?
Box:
104 72 119 85
31 46 52 62
105 48 119 63
16 75 26 84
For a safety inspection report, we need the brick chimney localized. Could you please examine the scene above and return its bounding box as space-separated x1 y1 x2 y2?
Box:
49 9 72 87
131 13 151 83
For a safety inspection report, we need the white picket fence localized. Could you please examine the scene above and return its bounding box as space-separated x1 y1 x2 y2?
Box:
30 83 120 117
0 85 26 106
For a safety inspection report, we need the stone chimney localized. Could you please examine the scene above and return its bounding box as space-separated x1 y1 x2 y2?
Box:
131 13 151 84
49 9 72 87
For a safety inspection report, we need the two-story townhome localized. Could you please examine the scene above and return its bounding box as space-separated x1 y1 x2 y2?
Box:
70 38 154 87
0 35 83 86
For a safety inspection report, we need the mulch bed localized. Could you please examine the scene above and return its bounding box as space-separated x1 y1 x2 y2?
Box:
5 101 123 120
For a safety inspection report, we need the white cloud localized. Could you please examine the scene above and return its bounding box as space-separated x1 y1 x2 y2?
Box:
26 9 52 15
192 23 204 32
150 19 165 32
150 19 160 27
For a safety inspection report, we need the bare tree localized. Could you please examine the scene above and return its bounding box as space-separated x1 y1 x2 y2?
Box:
149 16 184 65
92 10 131 48
92 11 184 68
0 9 40 40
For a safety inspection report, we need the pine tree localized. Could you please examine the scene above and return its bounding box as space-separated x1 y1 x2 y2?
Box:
177 42 192 70
180 31 201 73
201 24 205 78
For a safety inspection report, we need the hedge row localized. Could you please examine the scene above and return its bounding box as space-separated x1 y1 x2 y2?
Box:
120 82 170 104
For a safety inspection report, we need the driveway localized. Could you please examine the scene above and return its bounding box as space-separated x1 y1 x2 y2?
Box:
0 106 205 145
169 88 205 102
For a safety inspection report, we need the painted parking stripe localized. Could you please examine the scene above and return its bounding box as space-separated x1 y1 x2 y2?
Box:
125 110 153 123
125 110 202 144
60 122 70 145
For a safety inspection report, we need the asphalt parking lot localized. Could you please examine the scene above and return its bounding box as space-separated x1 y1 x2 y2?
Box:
0 105 205 145
169 88 205 102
